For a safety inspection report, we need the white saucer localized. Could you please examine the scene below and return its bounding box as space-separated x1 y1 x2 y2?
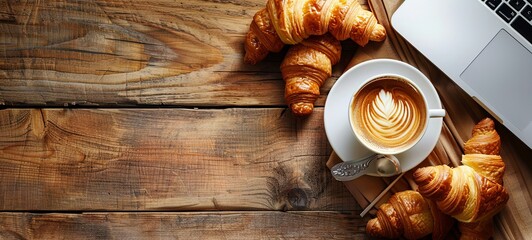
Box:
324 59 443 176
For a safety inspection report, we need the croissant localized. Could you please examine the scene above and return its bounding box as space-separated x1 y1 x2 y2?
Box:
413 118 509 224
458 219 494 240
459 118 504 240
366 190 454 240
464 117 501 156
244 0 386 64
280 33 341 116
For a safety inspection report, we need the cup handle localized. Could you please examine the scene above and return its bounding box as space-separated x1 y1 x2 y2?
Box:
429 109 446 118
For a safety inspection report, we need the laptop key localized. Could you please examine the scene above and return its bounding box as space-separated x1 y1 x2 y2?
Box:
511 16 532 44
509 0 526 11
523 5 532 21
497 3 517 22
486 0 502 9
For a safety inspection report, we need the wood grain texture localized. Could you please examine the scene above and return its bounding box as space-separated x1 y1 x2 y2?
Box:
0 0 358 107
0 212 368 239
2 0 530 238
0 108 357 211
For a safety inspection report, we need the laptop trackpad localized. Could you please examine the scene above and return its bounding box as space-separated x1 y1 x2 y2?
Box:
460 29 532 130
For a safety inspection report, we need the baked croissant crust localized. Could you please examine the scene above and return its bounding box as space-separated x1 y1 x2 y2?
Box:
413 118 509 224
459 118 505 240
464 117 501 155
366 190 453 240
458 218 494 240
244 0 386 64
245 8 285 64
280 33 341 116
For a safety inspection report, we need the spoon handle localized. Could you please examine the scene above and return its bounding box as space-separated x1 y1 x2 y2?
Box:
330 154 376 181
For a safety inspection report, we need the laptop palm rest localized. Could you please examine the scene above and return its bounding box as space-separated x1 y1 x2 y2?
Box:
460 29 532 131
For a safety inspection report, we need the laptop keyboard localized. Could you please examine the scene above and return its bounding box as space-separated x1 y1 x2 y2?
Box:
483 0 532 44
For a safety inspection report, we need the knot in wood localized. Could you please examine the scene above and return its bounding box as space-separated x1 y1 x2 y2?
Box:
287 188 309 210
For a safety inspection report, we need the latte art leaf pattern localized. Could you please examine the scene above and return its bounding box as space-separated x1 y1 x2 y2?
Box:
363 88 422 147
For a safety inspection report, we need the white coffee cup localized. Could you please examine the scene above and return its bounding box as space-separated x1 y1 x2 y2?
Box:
348 74 445 155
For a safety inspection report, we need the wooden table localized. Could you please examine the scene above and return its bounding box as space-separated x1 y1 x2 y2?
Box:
1 0 530 239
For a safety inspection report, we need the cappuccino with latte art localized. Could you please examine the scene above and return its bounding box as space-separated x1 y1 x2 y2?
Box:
349 76 428 154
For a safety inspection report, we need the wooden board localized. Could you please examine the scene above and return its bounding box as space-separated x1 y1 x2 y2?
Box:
0 0 356 107
0 212 367 239
0 108 357 211
2 0 531 238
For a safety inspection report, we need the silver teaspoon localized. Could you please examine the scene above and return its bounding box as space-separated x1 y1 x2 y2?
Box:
330 154 401 181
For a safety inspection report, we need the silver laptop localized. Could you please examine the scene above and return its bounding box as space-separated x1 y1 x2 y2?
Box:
392 0 532 149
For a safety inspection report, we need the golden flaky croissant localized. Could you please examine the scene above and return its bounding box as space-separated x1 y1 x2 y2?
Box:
413 118 509 225
459 118 504 240
280 33 341 116
366 190 454 240
244 0 386 64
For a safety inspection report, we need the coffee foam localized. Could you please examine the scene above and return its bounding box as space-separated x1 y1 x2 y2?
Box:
351 77 427 153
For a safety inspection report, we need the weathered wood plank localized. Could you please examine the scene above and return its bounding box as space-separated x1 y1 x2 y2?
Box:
0 211 368 239
0 108 356 211
0 0 358 107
